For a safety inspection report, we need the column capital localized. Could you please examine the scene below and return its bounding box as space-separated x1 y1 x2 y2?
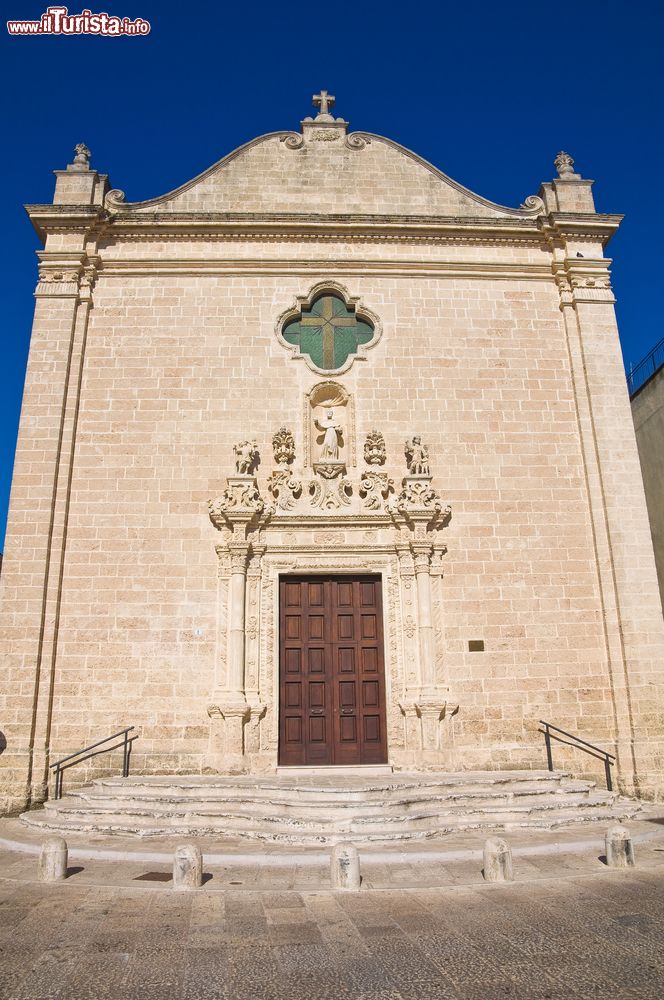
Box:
35 251 84 299
227 542 251 574
246 543 266 578
411 546 432 573
209 476 272 535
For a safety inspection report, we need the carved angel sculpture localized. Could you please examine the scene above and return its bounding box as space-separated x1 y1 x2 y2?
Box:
405 435 430 475
234 439 259 475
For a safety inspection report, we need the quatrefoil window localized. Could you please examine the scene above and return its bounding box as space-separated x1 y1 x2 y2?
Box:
278 285 379 375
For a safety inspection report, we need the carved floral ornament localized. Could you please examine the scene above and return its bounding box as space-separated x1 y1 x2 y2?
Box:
276 282 381 376
39 269 80 284
272 427 295 466
364 430 386 465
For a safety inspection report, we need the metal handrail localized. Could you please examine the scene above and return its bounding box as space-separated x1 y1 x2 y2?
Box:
539 720 615 791
627 336 664 397
49 726 135 799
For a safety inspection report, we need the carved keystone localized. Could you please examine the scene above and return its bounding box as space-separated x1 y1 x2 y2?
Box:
483 838 513 882
38 836 68 882
173 844 203 890
330 842 361 891
605 824 635 868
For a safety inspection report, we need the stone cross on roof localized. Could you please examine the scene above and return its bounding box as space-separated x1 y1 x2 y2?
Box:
313 90 335 117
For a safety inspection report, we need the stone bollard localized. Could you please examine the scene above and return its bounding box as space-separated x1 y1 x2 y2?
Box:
173 844 203 890
38 837 68 882
605 824 635 868
330 843 361 891
483 837 514 883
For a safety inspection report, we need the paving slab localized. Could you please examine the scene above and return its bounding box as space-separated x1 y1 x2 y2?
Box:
1 867 663 999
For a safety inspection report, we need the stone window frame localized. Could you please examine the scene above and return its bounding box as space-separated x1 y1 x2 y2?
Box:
275 280 382 376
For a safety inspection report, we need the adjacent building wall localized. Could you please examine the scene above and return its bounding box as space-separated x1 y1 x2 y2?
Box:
631 365 664 610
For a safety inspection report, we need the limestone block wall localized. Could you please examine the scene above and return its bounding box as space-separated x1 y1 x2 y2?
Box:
1 126 664 812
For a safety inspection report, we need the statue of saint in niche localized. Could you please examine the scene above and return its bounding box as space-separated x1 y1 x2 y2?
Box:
315 408 343 461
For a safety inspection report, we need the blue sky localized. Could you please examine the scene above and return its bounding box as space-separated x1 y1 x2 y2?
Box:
1 0 663 548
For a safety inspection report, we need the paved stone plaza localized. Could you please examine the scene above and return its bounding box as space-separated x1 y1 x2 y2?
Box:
1 823 664 999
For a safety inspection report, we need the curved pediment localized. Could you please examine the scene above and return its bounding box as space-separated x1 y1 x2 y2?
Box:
105 127 543 220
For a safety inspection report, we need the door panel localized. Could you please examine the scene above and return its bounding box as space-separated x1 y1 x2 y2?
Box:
278 575 387 766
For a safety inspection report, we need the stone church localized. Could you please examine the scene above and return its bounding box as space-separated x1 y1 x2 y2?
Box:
2 93 664 819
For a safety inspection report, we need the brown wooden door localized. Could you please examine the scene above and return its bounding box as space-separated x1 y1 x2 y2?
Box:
279 575 388 766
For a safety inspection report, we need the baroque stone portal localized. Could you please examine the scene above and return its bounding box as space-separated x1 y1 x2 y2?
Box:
207 423 454 774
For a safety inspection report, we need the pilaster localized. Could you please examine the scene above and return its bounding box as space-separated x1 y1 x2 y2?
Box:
0 248 97 810
552 232 664 799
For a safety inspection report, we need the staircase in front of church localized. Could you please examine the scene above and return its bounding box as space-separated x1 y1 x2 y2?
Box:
20 770 640 844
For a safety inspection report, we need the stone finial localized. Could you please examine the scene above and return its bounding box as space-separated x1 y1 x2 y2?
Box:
72 143 91 169
313 89 335 119
483 837 514 882
38 836 68 882
554 151 577 178
405 436 430 475
173 843 203 890
364 430 386 466
233 439 259 475
605 824 635 868
330 842 361 890
272 427 295 466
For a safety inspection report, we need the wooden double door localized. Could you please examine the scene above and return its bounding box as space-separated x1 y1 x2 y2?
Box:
278 575 388 766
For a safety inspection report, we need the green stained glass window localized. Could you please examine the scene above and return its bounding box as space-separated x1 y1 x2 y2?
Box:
282 293 374 371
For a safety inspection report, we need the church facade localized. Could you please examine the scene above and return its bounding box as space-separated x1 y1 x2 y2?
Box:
2 95 664 814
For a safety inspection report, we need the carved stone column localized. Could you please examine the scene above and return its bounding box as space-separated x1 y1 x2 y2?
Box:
412 545 435 692
244 544 266 752
227 542 251 701
390 465 453 758
208 469 271 771
395 541 418 670
207 538 251 771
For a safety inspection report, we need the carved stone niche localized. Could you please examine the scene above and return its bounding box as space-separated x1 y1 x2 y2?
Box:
304 381 355 470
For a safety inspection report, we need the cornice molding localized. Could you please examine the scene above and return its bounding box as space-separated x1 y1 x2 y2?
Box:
539 213 623 245
24 204 623 251
97 259 555 281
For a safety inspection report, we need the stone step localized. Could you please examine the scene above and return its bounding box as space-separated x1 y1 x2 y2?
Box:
20 770 637 844
87 773 576 803
95 769 571 788
275 765 394 776
51 788 605 820
22 792 625 830
20 802 636 844
66 782 595 811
